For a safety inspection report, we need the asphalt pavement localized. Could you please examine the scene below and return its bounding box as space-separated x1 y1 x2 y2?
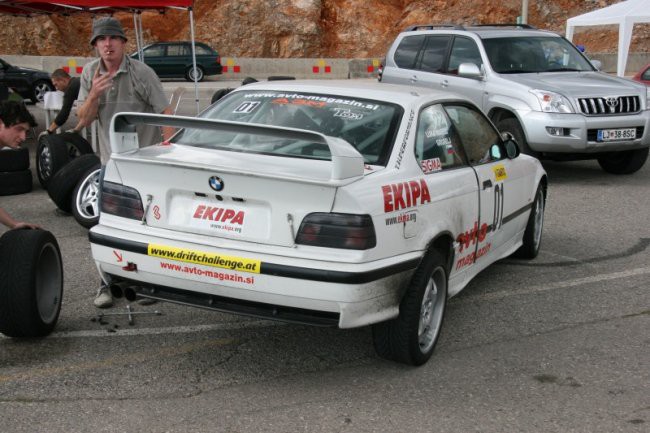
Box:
0 92 648 433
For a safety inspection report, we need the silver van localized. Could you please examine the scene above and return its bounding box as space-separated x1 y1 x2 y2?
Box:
380 24 650 174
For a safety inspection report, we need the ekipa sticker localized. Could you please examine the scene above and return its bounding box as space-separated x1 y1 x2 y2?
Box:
493 164 507 181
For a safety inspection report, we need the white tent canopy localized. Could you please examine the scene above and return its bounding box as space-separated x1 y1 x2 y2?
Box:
566 0 650 76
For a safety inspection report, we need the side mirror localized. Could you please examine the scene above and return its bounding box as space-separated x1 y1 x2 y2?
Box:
590 59 602 71
500 132 520 159
458 63 483 80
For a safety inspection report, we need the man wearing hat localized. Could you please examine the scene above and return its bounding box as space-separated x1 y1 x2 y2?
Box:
76 17 172 308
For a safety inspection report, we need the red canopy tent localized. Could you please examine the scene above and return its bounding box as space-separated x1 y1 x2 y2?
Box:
0 0 201 112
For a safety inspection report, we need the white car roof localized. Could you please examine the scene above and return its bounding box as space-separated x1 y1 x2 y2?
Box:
230 79 466 108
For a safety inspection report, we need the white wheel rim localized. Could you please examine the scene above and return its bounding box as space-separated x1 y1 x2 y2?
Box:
38 145 52 179
418 266 446 353
75 169 101 220
532 190 544 249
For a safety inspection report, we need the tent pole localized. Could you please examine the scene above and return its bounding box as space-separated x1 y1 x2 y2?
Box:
133 12 142 61
137 12 145 55
188 6 200 114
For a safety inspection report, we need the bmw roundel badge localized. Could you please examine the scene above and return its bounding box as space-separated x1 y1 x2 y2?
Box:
208 176 224 192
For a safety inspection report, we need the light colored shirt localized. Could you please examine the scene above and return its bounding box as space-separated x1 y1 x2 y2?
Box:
78 56 169 164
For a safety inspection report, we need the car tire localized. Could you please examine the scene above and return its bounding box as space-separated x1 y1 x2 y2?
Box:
0 229 63 338
495 117 536 156
512 183 546 259
47 154 100 213
0 169 32 196
372 248 448 366
72 166 101 228
36 135 70 189
31 80 53 103
597 147 649 175
185 65 204 82
0 147 29 171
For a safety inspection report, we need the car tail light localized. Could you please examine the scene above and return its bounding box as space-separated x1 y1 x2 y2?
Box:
296 213 376 250
100 181 144 220
216 55 221 64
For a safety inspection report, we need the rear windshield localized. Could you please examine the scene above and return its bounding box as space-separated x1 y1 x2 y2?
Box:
483 36 595 73
174 90 403 166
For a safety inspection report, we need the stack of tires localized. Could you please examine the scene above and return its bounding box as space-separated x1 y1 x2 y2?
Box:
38 132 101 228
0 146 32 196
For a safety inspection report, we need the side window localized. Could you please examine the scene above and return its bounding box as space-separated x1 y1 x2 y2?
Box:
444 105 502 165
195 45 213 55
415 104 465 173
394 35 426 69
642 68 650 81
447 37 483 74
419 36 451 73
143 45 165 58
167 44 188 56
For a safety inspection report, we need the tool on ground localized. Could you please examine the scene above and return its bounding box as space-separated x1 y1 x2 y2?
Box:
96 305 162 326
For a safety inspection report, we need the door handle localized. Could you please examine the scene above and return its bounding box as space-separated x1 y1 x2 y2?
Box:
410 75 418 83
441 79 449 88
482 179 493 189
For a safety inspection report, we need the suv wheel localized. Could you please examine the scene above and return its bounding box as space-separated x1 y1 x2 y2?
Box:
31 80 53 103
597 148 649 175
495 117 536 156
185 66 204 82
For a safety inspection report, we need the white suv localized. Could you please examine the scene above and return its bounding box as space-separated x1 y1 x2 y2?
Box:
380 24 650 174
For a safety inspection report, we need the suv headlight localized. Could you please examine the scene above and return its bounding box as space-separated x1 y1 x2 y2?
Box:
530 89 574 113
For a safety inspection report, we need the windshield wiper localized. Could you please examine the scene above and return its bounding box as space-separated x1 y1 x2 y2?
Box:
546 68 582 72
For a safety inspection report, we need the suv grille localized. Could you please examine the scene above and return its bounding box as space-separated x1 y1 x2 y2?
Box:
578 96 640 115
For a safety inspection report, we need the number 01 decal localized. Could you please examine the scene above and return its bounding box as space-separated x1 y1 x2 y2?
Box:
493 184 505 229
233 101 261 114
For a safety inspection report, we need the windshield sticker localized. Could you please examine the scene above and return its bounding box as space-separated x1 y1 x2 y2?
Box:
272 97 326 108
333 108 363 120
243 92 381 110
493 164 507 181
233 101 261 114
421 158 442 174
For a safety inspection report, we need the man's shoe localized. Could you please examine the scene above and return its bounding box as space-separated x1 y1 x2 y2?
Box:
94 286 113 308
137 297 157 306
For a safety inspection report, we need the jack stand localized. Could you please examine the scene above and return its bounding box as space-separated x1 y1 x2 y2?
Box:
95 304 162 326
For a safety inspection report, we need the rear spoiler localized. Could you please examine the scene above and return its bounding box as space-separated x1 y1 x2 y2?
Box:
109 112 364 181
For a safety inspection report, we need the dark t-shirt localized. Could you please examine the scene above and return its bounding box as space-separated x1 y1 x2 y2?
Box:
53 76 80 127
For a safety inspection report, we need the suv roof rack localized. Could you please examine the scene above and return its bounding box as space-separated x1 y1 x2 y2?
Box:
469 23 537 30
404 24 466 31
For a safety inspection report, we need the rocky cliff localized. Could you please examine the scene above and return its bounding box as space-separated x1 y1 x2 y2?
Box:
0 0 648 58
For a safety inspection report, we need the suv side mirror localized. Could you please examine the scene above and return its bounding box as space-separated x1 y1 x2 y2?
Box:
590 59 602 71
458 63 483 79
500 132 520 159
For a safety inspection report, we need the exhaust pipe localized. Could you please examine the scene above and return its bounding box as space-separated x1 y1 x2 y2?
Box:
123 287 137 302
110 283 125 299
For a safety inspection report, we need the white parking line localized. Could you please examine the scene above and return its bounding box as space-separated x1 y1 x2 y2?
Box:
461 265 650 302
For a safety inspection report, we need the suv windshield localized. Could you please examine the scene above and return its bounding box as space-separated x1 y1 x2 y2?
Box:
483 36 594 74
174 90 403 165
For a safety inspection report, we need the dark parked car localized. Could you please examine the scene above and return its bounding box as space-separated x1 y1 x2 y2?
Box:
132 41 223 82
632 63 650 86
0 58 53 103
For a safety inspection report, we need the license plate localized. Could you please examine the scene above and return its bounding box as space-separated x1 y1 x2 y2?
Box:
597 128 636 142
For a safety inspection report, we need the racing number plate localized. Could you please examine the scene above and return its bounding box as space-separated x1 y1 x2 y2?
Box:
597 128 636 142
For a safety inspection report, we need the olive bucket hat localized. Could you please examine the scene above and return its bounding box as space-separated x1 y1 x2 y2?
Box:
90 17 127 45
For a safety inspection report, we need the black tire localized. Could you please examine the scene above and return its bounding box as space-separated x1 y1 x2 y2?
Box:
597 147 649 175
211 88 234 104
0 147 29 171
47 154 100 213
31 80 53 103
185 65 204 82
0 169 32 196
72 166 101 229
372 249 448 366
36 135 72 188
513 183 546 259
0 229 63 338
495 117 536 156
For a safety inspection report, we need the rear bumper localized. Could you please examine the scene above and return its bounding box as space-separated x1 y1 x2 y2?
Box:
520 109 650 153
89 226 419 328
